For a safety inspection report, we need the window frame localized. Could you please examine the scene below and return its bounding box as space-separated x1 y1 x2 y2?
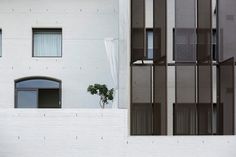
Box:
14 76 62 108
32 28 63 58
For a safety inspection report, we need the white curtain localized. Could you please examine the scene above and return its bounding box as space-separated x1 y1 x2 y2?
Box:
0 31 2 56
34 31 62 57
104 38 118 108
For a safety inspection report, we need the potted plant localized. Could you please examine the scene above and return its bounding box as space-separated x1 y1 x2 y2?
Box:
87 84 114 109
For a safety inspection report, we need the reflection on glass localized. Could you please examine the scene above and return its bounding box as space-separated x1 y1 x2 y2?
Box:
17 90 37 108
16 79 60 89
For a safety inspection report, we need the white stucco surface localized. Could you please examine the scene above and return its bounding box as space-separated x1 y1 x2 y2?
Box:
0 109 236 157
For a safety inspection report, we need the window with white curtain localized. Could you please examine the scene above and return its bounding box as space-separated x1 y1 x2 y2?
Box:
0 30 2 57
33 29 62 57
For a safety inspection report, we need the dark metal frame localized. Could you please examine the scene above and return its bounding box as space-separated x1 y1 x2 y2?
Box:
130 0 145 63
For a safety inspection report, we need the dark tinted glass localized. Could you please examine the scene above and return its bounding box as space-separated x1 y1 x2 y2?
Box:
219 58 235 135
197 64 212 104
197 0 211 61
174 0 196 62
153 64 167 134
131 66 152 103
153 0 166 61
197 103 212 135
131 0 145 62
131 65 152 135
131 103 153 135
174 28 196 62
174 103 197 135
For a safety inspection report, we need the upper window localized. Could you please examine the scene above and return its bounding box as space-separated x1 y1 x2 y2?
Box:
0 30 2 57
33 28 62 57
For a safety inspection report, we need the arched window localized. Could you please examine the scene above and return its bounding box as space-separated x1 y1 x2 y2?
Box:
15 77 61 108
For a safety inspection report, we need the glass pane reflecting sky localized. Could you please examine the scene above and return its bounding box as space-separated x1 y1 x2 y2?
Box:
16 79 60 89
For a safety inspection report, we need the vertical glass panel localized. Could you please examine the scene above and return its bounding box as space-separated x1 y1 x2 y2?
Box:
131 65 152 135
147 30 153 59
33 29 62 57
131 0 145 62
131 103 153 135
218 0 236 61
174 0 196 62
198 64 212 103
197 0 212 61
174 103 197 135
176 65 196 103
174 29 196 62
131 65 152 103
153 0 167 135
153 64 167 135
17 90 37 108
153 0 166 61
197 103 212 135
219 58 235 135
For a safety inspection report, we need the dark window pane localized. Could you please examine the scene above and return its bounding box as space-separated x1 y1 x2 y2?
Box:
131 103 153 135
197 103 212 135
174 103 197 135
131 65 152 135
219 57 235 135
153 64 167 135
197 63 212 103
17 90 37 108
197 0 211 61
152 0 167 135
131 65 152 103
176 65 196 103
153 0 166 61
38 89 60 108
131 0 145 62
174 0 196 62
174 28 196 62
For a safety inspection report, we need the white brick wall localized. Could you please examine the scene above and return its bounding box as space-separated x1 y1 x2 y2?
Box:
0 109 236 157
